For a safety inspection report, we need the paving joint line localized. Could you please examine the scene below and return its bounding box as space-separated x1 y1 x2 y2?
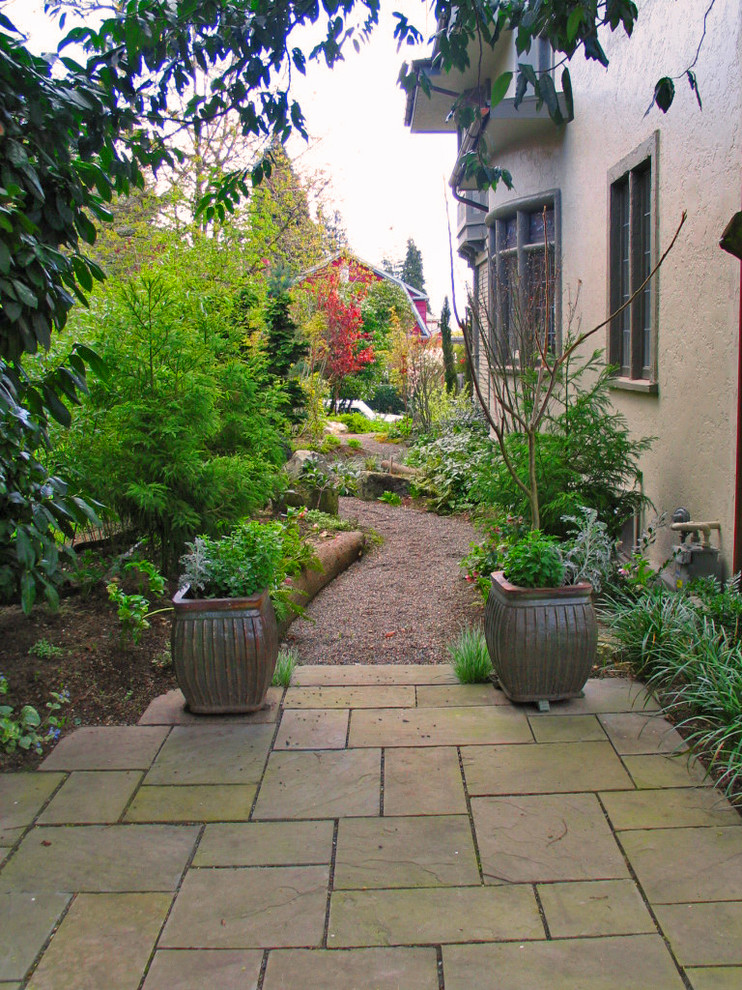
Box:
457 745 484 884
594 791 694 989
321 818 340 949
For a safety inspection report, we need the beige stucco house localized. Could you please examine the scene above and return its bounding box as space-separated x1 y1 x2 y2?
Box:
405 0 742 576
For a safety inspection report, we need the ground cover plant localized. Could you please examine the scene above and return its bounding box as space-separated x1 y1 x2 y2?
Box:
603 570 742 802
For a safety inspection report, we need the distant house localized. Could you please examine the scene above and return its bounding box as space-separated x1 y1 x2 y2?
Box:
404 0 742 575
297 251 431 337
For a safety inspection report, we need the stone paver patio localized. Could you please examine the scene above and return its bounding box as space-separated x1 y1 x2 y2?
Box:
1 666 741 989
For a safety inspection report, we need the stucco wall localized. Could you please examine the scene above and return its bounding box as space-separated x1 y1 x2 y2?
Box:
481 0 742 572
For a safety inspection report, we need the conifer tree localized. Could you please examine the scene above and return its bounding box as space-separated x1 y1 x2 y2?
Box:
265 290 309 424
400 238 425 292
440 297 457 393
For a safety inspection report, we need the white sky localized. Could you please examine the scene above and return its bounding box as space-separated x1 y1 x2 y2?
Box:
7 0 469 316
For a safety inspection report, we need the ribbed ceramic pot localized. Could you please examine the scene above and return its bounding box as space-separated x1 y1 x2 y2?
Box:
484 571 597 704
171 586 278 714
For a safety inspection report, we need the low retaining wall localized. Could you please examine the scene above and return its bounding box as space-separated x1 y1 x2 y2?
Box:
278 529 366 637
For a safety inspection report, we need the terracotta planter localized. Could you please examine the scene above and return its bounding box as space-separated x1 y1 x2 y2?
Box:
484 571 597 705
171 586 278 714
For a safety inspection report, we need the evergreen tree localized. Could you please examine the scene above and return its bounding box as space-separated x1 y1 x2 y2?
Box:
264 290 309 425
400 238 425 292
440 297 457 393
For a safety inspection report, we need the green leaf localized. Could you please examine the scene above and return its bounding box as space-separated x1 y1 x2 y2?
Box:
15 529 35 568
74 344 108 382
538 74 563 124
21 571 36 615
0 239 10 275
41 384 72 427
561 68 574 121
653 76 675 113
490 71 513 109
687 70 702 110
567 7 583 43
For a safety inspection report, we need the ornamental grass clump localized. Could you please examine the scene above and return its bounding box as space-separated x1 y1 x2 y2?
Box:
448 626 493 684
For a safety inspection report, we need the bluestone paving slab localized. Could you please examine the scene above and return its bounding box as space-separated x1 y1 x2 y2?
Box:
160 866 329 948
0 824 198 893
685 967 742 989
124 784 256 822
383 747 467 816
253 749 380 819
39 726 168 771
193 820 334 867
283 685 415 708
601 787 741 831
26 892 171 990
349 705 532 747
292 664 457 685
142 949 262 989
334 815 479 889
623 753 712 789
536 879 655 937
442 935 685 990
619 826 742 903
274 708 349 749
138 688 281 725
37 771 142 824
144 724 274 785
528 713 607 742
262 947 439 990
0 893 70 981
599 712 687 754
472 793 630 884
462 740 633 795
0 774 65 844
527 677 658 715
654 902 742 966
328 884 544 946
415 684 508 707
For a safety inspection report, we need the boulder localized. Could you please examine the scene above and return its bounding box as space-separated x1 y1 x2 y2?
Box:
357 471 412 501
284 449 319 479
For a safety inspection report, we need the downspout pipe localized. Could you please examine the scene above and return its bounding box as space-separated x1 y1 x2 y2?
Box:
735 235 742 573
719 207 742 572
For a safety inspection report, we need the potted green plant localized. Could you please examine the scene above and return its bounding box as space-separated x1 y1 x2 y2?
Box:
484 530 597 710
172 521 285 714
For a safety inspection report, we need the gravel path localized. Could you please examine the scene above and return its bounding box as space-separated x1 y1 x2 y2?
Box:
286 495 485 665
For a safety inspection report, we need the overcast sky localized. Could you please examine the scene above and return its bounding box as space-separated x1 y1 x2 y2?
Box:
8 0 469 316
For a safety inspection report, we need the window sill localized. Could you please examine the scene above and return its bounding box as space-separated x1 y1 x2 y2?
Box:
609 377 659 395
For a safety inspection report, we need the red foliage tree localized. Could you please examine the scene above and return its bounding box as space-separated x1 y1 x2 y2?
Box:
302 257 375 404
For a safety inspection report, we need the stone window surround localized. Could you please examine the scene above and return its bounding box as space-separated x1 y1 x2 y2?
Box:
484 189 563 358
607 131 660 395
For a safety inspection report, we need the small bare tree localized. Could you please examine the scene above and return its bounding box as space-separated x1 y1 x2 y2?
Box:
456 211 686 530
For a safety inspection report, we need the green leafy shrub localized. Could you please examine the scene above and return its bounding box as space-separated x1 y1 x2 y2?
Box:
53 268 290 572
1 675 69 754
302 510 356 533
447 626 493 684
501 531 564 588
180 521 286 599
378 491 402 506
346 438 362 451
334 412 380 434
28 639 65 661
471 359 653 537
561 507 616 594
406 406 493 513
318 434 341 453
